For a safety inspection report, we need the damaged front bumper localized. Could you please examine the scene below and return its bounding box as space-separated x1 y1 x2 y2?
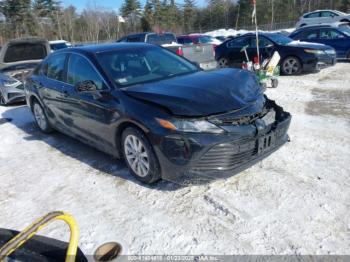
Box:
151 99 291 184
0 84 25 104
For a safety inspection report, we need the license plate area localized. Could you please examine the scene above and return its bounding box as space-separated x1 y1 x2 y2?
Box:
258 133 276 154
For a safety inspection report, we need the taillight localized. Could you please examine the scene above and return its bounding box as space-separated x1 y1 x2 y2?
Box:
176 47 183 56
212 44 217 56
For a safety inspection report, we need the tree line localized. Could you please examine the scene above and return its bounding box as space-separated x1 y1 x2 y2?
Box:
0 0 349 44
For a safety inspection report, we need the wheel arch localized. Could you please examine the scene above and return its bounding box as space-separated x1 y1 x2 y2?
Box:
28 94 44 112
114 120 149 155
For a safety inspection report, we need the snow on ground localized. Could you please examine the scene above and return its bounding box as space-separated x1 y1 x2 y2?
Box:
205 28 296 37
1 63 350 256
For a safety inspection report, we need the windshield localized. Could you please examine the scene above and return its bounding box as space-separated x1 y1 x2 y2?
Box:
146 33 177 45
97 46 198 87
338 26 350 37
50 43 68 51
267 34 293 45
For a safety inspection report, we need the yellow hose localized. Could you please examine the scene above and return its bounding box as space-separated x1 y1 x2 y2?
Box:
0 211 79 262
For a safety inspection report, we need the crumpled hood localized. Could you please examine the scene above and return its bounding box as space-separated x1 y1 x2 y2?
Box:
123 68 264 116
287 40 332 50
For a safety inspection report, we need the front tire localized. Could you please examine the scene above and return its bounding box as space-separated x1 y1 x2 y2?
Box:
281 56 301 75
32 100 53 133
122 127 161 184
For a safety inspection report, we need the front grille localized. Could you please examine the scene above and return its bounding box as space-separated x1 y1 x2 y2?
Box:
193 138 258 171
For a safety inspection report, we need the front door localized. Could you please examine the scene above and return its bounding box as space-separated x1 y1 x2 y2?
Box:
61 53 117 151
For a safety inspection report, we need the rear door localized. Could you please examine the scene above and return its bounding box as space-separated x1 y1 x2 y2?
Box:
38 53 71 131
225 36 250 67
304 11 321 25
248 36 276 62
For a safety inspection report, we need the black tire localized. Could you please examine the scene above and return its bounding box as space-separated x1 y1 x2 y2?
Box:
121 127 161 184
0 92 7 106
32 100 53 133
281 56 302 75
217 57 230 68
271 78 278 88
300 24 307 27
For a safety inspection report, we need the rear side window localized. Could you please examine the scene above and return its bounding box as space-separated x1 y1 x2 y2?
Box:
250 36 274 48
320 11 338 17
42 53 66 82
177 37 193 45
146 34 177 45
4 43 47 63
67 54 106 90
127 36 143 42
320 29 344 39
227 37 249 48
304 12 320 18
293 30 319 40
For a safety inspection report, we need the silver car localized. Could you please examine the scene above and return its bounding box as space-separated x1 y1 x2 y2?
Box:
296 10 350 28
0 72 24 105
0 38 50 105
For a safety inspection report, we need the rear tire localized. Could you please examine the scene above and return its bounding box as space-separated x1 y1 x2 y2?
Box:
122 127 161 184
32 100 53 133
281 56 301 75
218 57 229 68
0 92 7 105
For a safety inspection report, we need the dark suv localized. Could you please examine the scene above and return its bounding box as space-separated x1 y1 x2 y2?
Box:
289 23 350 59
25 43 291 184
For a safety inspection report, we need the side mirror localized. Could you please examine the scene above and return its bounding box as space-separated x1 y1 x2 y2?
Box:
75 80 98 93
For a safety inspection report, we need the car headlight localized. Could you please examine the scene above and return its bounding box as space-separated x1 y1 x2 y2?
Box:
156 118 224 133
0 76 19 87
304 49 324 55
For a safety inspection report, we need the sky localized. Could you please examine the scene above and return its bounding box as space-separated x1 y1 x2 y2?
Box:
60 0 207 13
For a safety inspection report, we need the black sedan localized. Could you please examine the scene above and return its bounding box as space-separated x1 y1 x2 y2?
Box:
215 33 337 75
25 43 291 184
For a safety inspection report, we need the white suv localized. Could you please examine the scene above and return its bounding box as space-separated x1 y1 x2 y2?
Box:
296 10 350 28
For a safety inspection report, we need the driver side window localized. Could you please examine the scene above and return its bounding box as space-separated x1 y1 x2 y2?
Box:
67 54 106 90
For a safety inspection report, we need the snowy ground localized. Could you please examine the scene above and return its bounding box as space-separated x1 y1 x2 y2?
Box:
0 63 350 256
204 28 296 37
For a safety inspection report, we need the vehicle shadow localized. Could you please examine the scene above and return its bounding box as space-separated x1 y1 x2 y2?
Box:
1 105 186 191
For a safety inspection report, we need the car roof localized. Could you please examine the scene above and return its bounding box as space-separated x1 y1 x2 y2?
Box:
56 42 157 55
292 22 348 34
49 40 68 44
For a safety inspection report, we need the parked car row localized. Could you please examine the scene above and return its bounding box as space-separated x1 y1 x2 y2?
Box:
215 32 337 75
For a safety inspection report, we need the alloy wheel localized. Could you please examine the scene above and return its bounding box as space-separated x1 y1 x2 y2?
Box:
33 103 48 131
282 57 300 75
218 58 229 68
124 135 150 178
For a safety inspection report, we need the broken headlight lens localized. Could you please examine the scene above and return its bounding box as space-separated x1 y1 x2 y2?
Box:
156 118 224 133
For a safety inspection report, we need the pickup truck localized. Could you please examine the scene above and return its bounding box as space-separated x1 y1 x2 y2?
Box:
0 38 50 104
117 32 217 70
